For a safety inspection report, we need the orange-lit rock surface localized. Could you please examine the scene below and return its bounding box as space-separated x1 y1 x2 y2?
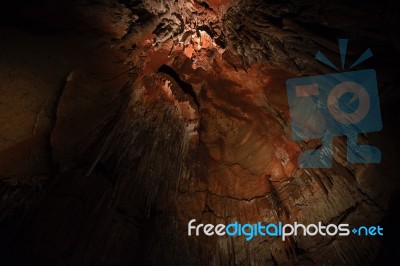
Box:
0 0 399 265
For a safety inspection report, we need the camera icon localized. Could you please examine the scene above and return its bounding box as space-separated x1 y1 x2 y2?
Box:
286 40 383 168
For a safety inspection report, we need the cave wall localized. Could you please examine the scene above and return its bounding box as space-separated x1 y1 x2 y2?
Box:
0 0 399 265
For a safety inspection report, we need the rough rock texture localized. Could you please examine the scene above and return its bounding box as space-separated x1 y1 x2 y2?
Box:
0 0 399 265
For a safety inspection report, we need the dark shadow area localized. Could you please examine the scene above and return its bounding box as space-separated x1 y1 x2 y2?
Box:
158 64 200 107
374 191 400 265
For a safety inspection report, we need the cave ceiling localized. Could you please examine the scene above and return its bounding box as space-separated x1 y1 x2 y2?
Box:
0 0 399 265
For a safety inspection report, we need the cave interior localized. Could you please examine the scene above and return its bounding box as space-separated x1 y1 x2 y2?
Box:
0 0 400 265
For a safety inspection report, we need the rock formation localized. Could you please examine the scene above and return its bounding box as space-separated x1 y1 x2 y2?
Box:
0 0 399 265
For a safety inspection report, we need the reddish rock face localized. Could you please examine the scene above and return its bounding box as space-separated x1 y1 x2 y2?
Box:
0 0 399 265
